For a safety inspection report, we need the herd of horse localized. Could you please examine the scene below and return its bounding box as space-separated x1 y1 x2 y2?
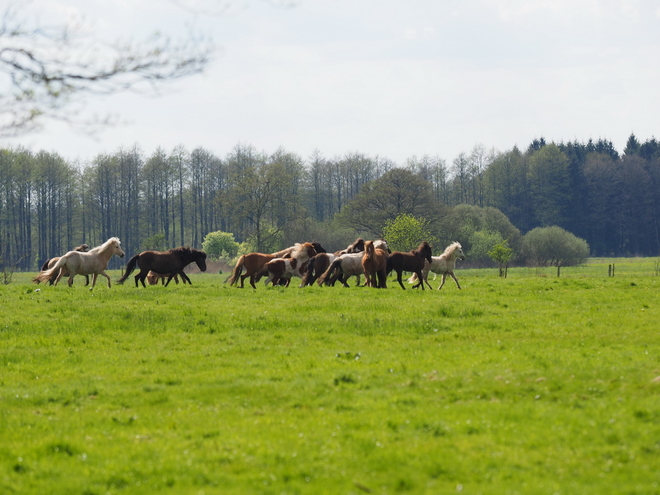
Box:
33 236 465 291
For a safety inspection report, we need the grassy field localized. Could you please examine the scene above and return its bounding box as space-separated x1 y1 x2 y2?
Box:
1 259 659 494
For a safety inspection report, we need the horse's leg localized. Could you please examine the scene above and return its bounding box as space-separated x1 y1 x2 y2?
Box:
179 272 192 284
437 274 447 290
53 269 64 286
84 275 89 286
423 269 433 289
90 273 98 289
249 274 257 289
449 272 462 289
378 269 387 289
100 271 111 288
340 274 351 288
396 270 406 290
67 274 75 287
412 270 425 289
240 273 249 288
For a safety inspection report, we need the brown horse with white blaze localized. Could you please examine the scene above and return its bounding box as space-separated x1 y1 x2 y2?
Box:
362 240 389 288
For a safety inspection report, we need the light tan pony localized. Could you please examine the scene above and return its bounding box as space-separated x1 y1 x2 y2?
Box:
33 237 125 289
38 243 90 286
408 241 466 290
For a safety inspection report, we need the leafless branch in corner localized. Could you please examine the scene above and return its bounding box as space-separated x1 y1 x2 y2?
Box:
0 4 214 137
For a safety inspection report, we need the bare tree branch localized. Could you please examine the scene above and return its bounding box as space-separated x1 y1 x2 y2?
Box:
0 4 214 136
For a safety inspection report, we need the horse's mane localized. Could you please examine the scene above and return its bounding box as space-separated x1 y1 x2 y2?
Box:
169 246 204 258
441 241 462 257
89 237 120 254
414 241 431 253
290 242 309 258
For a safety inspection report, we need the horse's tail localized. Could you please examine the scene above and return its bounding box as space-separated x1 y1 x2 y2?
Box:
301 256 317 286
317 257 341 286
117 254 140 284
33 256 67 284
227 255 245 286
407 272 419 284
40 258 51 271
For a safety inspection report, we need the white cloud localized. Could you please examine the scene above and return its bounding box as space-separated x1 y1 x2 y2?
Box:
7 0 660 163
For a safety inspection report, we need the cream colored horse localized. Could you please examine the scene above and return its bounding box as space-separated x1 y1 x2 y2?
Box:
34 237 125 289
408 241 465 290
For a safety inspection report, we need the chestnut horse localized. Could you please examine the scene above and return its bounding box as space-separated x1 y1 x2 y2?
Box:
117 247 207 287
39 244 90 286
386 241 433 290
33 237 125 289
362 240 389 288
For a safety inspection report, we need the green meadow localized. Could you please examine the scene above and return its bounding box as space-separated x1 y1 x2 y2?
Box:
1 259 659 494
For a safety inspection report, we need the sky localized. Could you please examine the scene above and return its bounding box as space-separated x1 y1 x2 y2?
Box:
5 0 660 165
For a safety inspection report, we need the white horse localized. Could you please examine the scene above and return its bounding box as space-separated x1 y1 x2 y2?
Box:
317 252 364 287
34 237 125 289
408 241 465 290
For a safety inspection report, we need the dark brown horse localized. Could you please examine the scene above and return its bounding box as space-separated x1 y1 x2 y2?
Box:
301 253 336 286
362 240 389 288
117 247 207 287
39 244 90 286
387 241 433 290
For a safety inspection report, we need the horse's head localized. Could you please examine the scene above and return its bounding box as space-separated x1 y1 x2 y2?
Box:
311 241 326 254
453 242 466 261
112 238 125 258
364 240 375 257
195 250 208 272
303 242 317 260
346 238 365 253
420 241 433 263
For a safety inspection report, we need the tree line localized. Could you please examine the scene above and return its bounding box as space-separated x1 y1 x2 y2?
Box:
1 134 659 272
